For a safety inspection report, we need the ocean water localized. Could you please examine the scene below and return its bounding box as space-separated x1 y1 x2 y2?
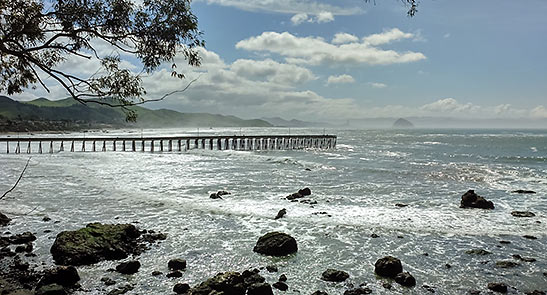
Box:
0 128 546 294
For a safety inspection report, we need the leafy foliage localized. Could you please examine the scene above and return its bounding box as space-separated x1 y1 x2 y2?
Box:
0 0 204 121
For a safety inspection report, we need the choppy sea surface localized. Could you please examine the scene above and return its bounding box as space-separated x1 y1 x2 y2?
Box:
0 128 546 294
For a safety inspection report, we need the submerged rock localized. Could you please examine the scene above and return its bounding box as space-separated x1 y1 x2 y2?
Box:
36 283 66 295
272 281 288 291
9 232 37 244
523 235 537 240
511 211 535 217
168 258 187 271
116 260 140 274
465 249 491 255
487 282 508 293
512 254 536 262
37 266 80 288
247 283 273 295
0 212 11 226
253 232 297 256
374 256 403 278
460 190 494 209
188 271 245 294
344 288 372 295
50 223 141 265
321 269 349 282
173 283 190 294
495 261 519 268
298 188 311 196
286 193 303 200
512 190 536 194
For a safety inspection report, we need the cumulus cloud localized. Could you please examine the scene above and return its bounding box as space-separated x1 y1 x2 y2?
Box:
197 0 362 15
495 104 511 114
291 11 334 25
368 82 387 88
327 74 355 85
332 33 359 44
236 30 426 66
230 59 315 85
291 13 309 25
420 98 480 113
363 28 414 46
316 11 334 23
530 105 547 118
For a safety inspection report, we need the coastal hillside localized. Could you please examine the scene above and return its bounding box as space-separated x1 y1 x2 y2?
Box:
0 96 272 131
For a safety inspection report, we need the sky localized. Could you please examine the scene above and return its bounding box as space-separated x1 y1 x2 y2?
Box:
12 0 547 123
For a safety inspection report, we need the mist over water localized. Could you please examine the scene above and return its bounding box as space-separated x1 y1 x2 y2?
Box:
1 128 546 294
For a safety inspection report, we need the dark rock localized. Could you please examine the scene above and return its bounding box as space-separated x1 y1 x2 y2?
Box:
512 254 536 262
0 246 15 257
141 232 167 243
107 284 134 295
468 290 481 295
101 277 117 286
247 283 273 295
38 266 80 288
275 209 287 220
173 283 190 294
210 193 223 199
168 258 187 270
167 271 183 278
210 190 231 199
487 282 508 293
115 260 140 274
311 291 328 295
370 234 379 238
151 271 163 276
374 256 403 278
523 235 537 240
0 211 11 226
9 232 37 244
253 232 297 256
36 284 66 295
279 274 287 282
495 261 519 268
241 269 265 286
321 269 349 282
272 281 288 291
187 271 245 295
382 283 392 289
50 223 141 265
444 263 451 269
525 290 545 295
286 193 303 200
511 211 535 217
217 190 231 196
343 288 372 295
422 284 436 293
512 190 536 194
42 216 52 222
298 188 311 196
460 190 494 209
395 203 408 207
266 265 278 272
499 240 511 244
394 272 416 287
465 249 491 255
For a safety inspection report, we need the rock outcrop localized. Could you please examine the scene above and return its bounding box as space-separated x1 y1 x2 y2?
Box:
0 212 11 226
321 269 349 282
253 232 297 256
374 256 403 278
460 190 494 209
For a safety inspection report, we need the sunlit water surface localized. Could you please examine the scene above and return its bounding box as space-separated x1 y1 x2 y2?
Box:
1 128 546 294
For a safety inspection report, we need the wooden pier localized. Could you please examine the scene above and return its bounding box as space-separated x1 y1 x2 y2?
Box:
0 135 337 154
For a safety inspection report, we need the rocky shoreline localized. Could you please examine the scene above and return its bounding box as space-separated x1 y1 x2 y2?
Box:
0 189 545 295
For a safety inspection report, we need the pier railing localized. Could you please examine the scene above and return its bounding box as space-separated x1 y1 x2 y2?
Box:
0 135 337 154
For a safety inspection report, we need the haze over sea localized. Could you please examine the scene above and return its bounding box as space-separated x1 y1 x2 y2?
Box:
1 127 546 294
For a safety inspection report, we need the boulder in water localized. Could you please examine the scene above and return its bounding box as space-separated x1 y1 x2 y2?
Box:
512 190 536 194
116 260 140 274
253 232 297 256
487 282 508 293
275 209 287 220
394 272 416 287
511 211 535 217
460 190 494 209
321 269 349 282
374 256 403 278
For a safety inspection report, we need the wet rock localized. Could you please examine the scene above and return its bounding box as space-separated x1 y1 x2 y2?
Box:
374 256 402 278
512 190 536 194
321 269 349 282
279 274 287 282
242 269 265 286
188 271 246 294
37 266 80 288
107 284 134 295
298 188 311 196
394 272 416 287
286 193 303 200
168 258 187 271
42 216 52 222
487 282 508 293
253 232 297 256
460 190 494 209
36 284 66 295
173 283 190 294
0 212 11 226
101 277 117 286
382 283 392 289
444 263 451 269
311 291 328 295
511 211 535 217
468 290 481 295
370 234 379 238
141 232 167 243
247 283 273 295
422 284 436 293
512 254 536 262
525 290 545 295
166 271 183 278
9 232 37 244
523 235 537 240
151 271 163 276
116 260 140 274
495 261 519 268
343 288 372 295
266 265 278 272
465 249 491 255
395 203 408 207
272 281 288 291
499 240 511 244
275 209 287 220
50 223 141 265
210 190 231 199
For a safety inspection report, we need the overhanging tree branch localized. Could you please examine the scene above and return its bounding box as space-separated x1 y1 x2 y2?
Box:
0 157 31 201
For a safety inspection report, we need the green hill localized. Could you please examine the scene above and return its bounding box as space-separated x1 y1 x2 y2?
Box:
0 96 272 130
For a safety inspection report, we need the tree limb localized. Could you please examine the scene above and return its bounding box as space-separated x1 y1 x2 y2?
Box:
0 157 31 201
